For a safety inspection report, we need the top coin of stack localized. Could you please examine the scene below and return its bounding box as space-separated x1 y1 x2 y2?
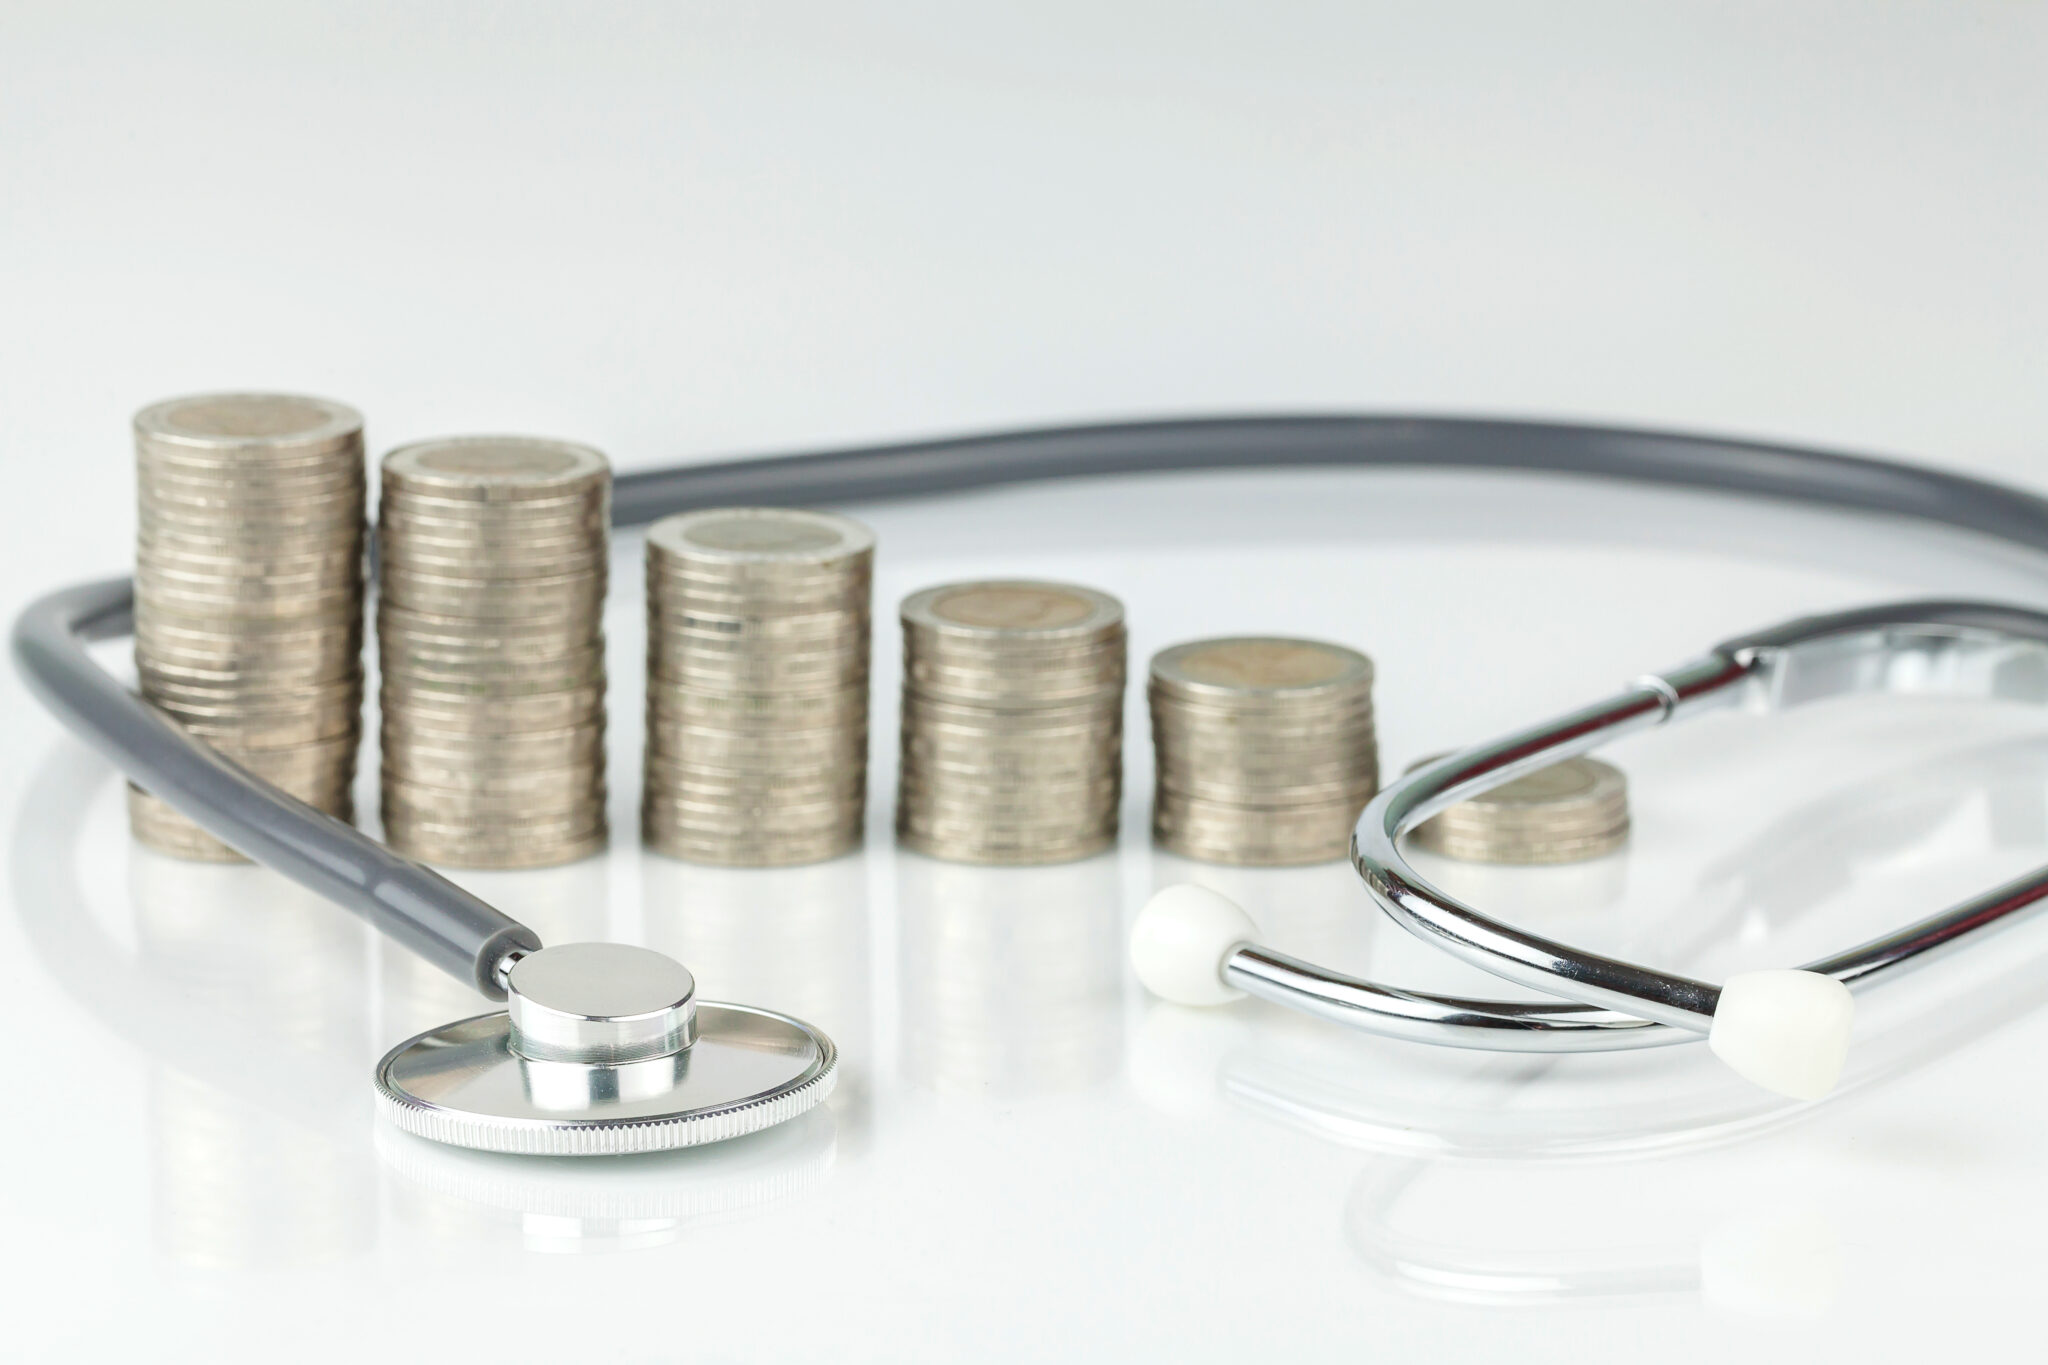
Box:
1148 636 1378 866
641 507 874 866
1407 755 1630 864
131 392 368 861
376 436 611 869
897 580 1126 865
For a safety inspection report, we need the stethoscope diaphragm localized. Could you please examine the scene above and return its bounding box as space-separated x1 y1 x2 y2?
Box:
374 943 837 1156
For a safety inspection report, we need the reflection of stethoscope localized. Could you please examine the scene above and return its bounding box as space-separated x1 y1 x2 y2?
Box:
17 415 2048 1150
1190 733 2048 1150
1166 734 2048 1313
9 741 843 1250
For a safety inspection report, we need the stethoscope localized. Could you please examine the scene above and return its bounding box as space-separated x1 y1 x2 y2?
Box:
1131 598 2048 1099
17 414 2048 1153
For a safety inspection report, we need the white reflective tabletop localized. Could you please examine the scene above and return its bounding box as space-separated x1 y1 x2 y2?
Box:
7 466 2048 1360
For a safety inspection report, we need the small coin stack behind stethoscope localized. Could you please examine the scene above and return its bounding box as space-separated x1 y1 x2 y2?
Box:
124 390 1631 871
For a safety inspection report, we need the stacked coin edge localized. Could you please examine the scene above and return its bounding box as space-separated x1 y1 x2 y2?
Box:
376 436 611 869
1408 754 1630 864
641 507 874 866
1149 636 1379 866
897 579 1127 865
130 392 367 861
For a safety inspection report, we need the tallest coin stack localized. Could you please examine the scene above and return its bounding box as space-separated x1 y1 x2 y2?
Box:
130 393 367 861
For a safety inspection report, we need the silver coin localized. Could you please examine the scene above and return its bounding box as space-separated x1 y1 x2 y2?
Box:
894 816 1116 867
128 393 367 859
639 509 874 868
648 506 875 566
380 725 606 772
642 822 861 868
646 685 869 730
135 391 362 449
382 435 609 498
379 571 606 621
376 403 610 863
1405 755 1630 864
379 651 608 696
1144 636 1379 866
646 729 866 774
381 785 608 825
894 580 1126 866
641 789 864 829
1153 788 1369 866
902 580 1122 641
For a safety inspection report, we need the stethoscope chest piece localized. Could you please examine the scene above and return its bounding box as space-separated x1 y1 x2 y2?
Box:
374 942 837 1156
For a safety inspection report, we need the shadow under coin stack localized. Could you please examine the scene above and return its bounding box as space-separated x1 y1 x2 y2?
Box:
376 437 611 868
130 393 367 860
1409 755 1629 863
1148 637 1379 865
641 508 874 865
897 581 1126 864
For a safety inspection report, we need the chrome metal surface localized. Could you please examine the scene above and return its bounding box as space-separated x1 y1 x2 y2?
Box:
1223 944 1677 1051
1344 601 2048 1042
505 943 698 1064
376 997 836 1156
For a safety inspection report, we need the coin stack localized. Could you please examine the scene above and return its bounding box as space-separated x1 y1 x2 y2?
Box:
130 392 367 860
376 437 611 868
641 507 874 865
1408 755 1630 863
897 580 1126 865
1148 637 1379 865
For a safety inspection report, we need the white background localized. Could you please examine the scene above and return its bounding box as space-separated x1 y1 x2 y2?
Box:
4 3 2048 1360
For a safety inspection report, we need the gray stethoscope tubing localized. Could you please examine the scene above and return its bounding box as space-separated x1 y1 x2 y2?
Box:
14 414 2048 1016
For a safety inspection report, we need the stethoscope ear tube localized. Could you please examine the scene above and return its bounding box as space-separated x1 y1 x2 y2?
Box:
9 576 538 998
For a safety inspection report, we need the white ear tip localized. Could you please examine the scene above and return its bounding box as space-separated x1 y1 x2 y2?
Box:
1129 884 1260 1006
1708 969 1854 1100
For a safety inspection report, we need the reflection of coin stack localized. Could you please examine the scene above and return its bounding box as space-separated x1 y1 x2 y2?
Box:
897 858 1124 1096
130 853 374 1267
130 393 366 860
376 437 611 868
641 508 874 865
1148 637 1378 865
897 581 1126 865
1409 755 1630 863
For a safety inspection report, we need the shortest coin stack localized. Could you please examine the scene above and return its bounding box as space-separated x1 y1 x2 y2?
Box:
1407 755 1630 863
641 508 874 866
1149 637 1379 865
377 436 611 868
897 581 1126 865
